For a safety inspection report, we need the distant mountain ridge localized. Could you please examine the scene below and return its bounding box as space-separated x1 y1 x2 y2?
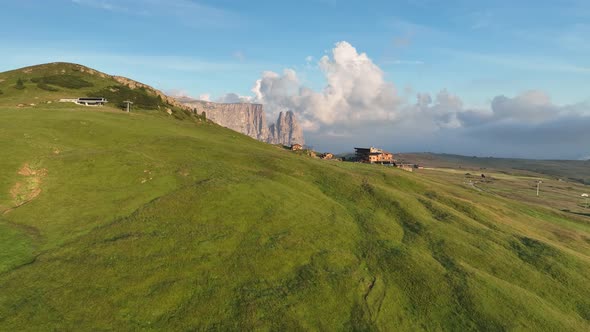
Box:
177 97 305 146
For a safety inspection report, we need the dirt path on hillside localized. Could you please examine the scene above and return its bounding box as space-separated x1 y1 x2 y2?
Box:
3 163 47 215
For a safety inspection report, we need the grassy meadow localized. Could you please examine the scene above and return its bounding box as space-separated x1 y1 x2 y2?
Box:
416 168 590 218
0 104 589 331
397 153 590 185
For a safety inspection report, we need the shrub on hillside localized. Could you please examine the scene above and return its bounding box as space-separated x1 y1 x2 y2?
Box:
37 82 59 92
172 108 192 121
0 89 3 95
88 85 165 110
14 78 25 90
39 75 93 89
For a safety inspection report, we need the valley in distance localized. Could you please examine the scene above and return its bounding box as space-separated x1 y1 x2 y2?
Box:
1 62 589 331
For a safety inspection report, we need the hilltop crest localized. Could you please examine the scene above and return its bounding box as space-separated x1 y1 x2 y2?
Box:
0 62 191 114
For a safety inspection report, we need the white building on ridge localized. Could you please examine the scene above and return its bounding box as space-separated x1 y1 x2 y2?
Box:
59 97 108 106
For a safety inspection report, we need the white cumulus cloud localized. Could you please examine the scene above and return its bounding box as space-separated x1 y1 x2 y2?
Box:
220 40 589 158
216 92 253 103
198 93 211 102
251 41 402 130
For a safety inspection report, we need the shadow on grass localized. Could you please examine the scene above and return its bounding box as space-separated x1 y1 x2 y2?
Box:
561 209 590 218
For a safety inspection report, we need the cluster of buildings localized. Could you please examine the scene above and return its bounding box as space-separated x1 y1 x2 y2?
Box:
289 144 423 170
290 144 335 160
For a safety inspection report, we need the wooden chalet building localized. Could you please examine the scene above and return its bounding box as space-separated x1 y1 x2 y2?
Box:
354 147 395 165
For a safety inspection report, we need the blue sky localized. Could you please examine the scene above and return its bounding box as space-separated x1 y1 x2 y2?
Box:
1 0 589 158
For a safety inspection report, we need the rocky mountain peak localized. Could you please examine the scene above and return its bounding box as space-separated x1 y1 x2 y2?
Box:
268 111 304 146
178 98 305 146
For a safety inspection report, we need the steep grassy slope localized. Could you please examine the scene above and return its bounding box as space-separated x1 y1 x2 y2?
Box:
1 106 590 331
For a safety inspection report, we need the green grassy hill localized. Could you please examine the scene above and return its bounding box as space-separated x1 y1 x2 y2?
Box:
0 62 194 118
1 67 590 330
